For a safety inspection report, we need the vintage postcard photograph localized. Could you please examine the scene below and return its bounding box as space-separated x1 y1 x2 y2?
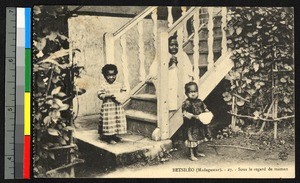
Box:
32 6 295 178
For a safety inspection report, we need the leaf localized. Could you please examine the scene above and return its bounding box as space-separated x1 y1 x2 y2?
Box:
254 82 261 89
272 26 278 31
283 96 290 104
280 78 287 83
57 92 66 97
227 39 232 44
229 27 235 35
288 25 293 29
51 86 61 95
50 110 61 123
43 116 51 125
53 98 64 108
63 126 74 131
246 13 252 20
63 134 70 141
48 128 59 136
246 78 252 84
236 27 243 35
59 104 70 111
253 62 259 72
236 100 245 106
247 89 256 95
46 32 58 41
280 21 286 24
48 152 55 160
58 138 67 145
253 111 260 118
36 51 44 58
52 76 59 83
223 92 232 102
247 32 253 37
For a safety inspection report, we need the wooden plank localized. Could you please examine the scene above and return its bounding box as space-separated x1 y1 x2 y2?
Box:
198 52 233 101
113 7 158 40
158 32 169 140
138 20 146 82
207 7 214 69
104 32 115 64
221 7 228 55
120 35 130 91
193 10 200 83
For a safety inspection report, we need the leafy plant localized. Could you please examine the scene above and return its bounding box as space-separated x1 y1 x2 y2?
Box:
33 6 83 177
224 7 294 127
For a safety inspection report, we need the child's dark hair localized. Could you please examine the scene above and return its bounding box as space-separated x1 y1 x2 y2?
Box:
184 81 198 95
168 34 178 44
101 64 118 76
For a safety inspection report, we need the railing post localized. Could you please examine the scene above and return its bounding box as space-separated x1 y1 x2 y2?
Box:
221 7 228 56
104 32 115 64
181 6 188 42
138 20 146 82
193 10 200 83
177 26 185 107
151 8 158 62
120 35 130 91
207 7 214 69
158 32 169 140
167 6 173 28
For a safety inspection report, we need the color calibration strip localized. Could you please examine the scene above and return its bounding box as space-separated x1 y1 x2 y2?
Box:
24 7 31 179
5 7 31 179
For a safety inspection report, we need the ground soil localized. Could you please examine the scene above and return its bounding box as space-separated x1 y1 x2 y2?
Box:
75 123 295 178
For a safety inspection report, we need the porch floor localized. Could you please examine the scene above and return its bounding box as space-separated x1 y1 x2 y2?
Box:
74 115 172 165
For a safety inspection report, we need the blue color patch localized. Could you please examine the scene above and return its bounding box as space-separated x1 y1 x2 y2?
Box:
25 8 31 48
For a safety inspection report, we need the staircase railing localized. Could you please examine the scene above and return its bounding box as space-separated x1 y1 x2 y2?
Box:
157 7 230 139
103 6 230 140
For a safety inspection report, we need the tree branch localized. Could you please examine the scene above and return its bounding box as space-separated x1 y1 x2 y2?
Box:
207 144 256 151
228 112 294 122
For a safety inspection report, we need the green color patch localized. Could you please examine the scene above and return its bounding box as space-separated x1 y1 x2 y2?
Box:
25 49 31 92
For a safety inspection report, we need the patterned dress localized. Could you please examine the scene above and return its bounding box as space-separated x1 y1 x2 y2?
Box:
98 81 127 136
182 98 209 148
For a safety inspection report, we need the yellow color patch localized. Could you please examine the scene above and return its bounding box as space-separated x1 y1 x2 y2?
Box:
24 93 31 135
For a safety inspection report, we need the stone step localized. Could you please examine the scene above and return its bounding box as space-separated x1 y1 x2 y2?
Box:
125 109 157 138
75 130 172 166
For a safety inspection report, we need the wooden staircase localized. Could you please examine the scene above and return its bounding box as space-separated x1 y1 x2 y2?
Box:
124 82 157 138
73 6 234 168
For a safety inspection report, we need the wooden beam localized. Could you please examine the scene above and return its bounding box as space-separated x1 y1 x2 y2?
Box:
158 32 169 140
113 6 158 40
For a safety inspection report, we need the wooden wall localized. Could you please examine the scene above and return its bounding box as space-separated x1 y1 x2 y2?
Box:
68 15 167 116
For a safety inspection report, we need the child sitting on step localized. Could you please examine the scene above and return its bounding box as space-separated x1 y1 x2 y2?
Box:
182 82 213 161
97 64 127 144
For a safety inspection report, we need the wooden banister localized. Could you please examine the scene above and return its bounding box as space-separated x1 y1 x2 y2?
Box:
167 7 198 35
113 6 158 40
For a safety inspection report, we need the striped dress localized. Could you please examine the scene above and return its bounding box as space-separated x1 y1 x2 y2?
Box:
98 81 127 136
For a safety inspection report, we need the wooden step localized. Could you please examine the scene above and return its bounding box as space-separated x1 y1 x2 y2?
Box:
131 94 157 102
126 94 157 115
125 109 157 124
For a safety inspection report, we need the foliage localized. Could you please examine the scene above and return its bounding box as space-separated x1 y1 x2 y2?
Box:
33 6 83 177
223 7 294 126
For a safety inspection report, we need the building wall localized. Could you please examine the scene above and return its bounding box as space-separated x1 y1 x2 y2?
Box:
68 15 167 116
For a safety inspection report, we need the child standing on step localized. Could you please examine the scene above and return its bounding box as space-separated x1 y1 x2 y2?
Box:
97 64 127 144
182 82 213 161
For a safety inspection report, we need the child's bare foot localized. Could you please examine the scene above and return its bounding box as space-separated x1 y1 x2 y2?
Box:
195 152 205 157
108 139 117 144
190 155 198 161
